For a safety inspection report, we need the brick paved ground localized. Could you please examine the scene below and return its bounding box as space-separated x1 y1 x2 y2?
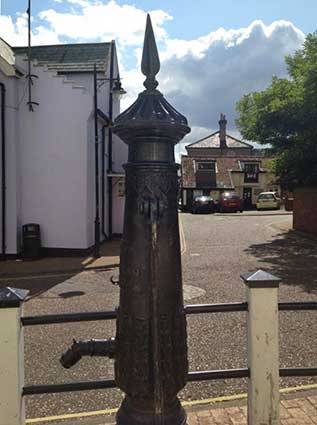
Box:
93 393 317 425
186 394 317 425
51 392 316 425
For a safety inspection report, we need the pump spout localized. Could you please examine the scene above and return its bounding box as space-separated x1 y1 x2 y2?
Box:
60 338 116 369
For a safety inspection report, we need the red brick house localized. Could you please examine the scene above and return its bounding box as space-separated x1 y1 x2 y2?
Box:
181 114 278 211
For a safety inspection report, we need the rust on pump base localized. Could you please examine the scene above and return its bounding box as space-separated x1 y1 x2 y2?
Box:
60 14 190 425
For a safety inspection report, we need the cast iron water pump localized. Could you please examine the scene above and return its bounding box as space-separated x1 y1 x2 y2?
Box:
61 15 191 425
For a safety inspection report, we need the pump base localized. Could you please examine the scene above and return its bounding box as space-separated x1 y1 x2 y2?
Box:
116 396 187 425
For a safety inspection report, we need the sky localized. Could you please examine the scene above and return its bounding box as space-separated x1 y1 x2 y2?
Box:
1 0 316 149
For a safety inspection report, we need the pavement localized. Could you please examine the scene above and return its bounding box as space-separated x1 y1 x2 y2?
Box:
0 239 120 279
185 392 317 425
0 210 292 280
1 210 316 424
25 390 317 424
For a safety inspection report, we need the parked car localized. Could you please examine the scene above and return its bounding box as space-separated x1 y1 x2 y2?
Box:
256 192 281 210
218 192 244 213
192 195 215 214
284 197 293 211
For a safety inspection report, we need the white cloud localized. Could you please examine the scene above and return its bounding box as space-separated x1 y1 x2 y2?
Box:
120 67 143 110
0 13 60 46
158 20 305 134
0 14 28 46
66 0 91 6
0 1 305 141
161 20 303 61
38 1 172 45
116 19 305 142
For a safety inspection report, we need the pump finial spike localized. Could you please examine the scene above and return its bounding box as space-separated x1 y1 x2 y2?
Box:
141 14 160 90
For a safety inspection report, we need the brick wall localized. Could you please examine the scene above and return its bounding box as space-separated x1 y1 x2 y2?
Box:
181 156 196 187
293 187 317 233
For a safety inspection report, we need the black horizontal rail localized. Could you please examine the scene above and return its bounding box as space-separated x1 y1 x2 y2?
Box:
21 301 317 327
22 369 248 396
280 367 317 377
21 310 117 326
187 367 317 382
22 367 317 396
278 302 317 311
185 302 317 314
185 303 248 314
188 368 249 381
22 379 117 395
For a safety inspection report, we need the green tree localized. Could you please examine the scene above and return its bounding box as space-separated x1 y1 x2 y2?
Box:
236 32 317 189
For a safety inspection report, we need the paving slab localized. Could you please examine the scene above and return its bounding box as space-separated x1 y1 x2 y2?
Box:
0 240 120 278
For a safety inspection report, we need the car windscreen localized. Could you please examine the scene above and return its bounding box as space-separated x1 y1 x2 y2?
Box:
194 196 213 201
224 194 240 200
258 194 274 200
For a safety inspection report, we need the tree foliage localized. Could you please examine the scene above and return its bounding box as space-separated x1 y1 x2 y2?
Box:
236 32 317 189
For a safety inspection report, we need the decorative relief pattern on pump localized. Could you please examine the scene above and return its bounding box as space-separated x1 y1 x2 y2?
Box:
127 167 178 222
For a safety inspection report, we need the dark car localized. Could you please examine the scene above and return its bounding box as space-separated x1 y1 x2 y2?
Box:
192 195 215 214
218 192 243 213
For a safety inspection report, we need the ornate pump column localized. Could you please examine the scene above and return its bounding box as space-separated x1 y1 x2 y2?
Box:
60 14 190 425
113 14 190 425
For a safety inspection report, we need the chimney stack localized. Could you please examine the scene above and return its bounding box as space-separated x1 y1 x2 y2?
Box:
219 113 227 149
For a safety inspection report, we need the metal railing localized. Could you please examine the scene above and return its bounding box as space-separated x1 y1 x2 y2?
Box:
21 301 317 396
21 301 317 326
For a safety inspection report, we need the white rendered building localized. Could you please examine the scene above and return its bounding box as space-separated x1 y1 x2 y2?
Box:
0 38 127 258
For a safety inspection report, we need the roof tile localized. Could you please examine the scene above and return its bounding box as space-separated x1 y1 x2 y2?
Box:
12 43 110 73
186 131 252 149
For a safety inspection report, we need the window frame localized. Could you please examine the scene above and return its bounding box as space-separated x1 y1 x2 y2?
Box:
195 161 218 173
240 161 261 183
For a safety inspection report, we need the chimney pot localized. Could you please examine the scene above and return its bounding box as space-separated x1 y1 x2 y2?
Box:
219 113 227 149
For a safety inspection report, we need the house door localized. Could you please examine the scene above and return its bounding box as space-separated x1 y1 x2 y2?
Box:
243 187 253 209
186 190 193 212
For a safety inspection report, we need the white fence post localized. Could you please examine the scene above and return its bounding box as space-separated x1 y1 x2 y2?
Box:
0 287 28 425
241 270 281 425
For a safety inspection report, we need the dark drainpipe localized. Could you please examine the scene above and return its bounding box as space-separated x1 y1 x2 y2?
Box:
93 64 100 258
101 124 108 240
0 82 6 259
107 41 115 239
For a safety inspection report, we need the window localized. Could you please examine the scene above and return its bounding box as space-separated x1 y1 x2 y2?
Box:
195 161 216 187
241 162 260 183
197 162 216 171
